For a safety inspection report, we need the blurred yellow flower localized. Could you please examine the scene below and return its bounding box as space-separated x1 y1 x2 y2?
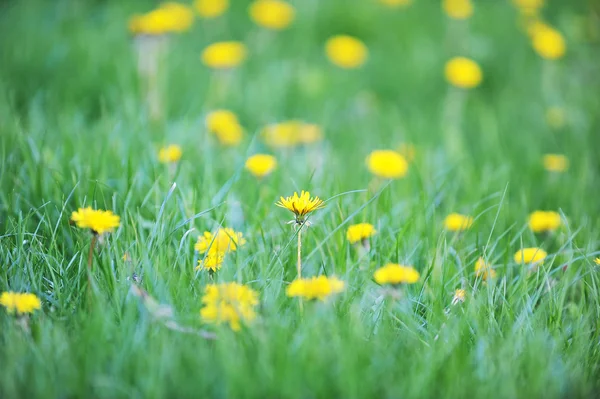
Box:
374 263 420 285
249 0 295 30
444 213 473 232
445 57 482 89
195 228 246 255
379 0 412 7
262 121 323 148
129 3 194 35
201 41 247 69
595 257 600 265
71 207 120 235
474 257 497 280
158 144 182 163
543 154 569 172
206 109 244 146
195 0 228 18
200 282 258 331
1 292 41 315
325 35 368 69
276 191 324 223
245 154 277 178
514 247 547 264
196 252 225 272
347 223 376 244
442 0 473 20
286 276 345 301
545 107 566 129
366 150 409 179
532 26 566 60
452 289 466 304
513 0 544 15
528 211 561 233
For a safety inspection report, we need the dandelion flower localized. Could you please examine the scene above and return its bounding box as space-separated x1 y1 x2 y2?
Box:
249 0 295 30
71 207 120 235
528 211 561 233
444 213 473 232
206 109 244 146
158 144 182 163
442 0 473 20
1 292 41 315
297 123 323 145
245 154 277 178
543 154 569 172
474 257 497 280
195 0 228 18
366 150 409 179
195 228 246 255
286 276 345 301
196 252 225 272
201 41 247 69
276 191 324 224
374 264 420 285
346 223 377 244
129 3 195 35
452 289 466 304
380 0 412 7
200 282 258 331
445 57 482 89
262 121 322 148
514 247 547 265
594 258 600 265
532 25 566 60
325 35 368 69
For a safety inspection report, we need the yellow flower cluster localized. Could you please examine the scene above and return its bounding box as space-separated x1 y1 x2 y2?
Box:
325 35 368 69
201 41 247 69
543 154 569 172
346 223 376 244
444 213 473 232
195 0 229 19
528 211 561 233
286 276 345 301
129 3 195 35
245 154 277 178
1 292 41 315
445 57 483 89
158 144 182 163
531 24 566 60
71 207 121 235
276 191 325 223
366 150 409 179
262 121 323 148
249 0 295 30
474 257 497 280
373 264 420 285
200 282 258 331
206 110 244 146
514 247 547 265
442 0 473 20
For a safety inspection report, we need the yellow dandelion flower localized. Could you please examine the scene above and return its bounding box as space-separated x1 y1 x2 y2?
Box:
276 191 324 223
452 289 466 304
374 263 420 285
545 107 566 129
200 282 258 331
514 247 547 265
532 25 566 60
196 252 225 272
442 0 473 20
129 4 194 35
325 35 368 69
201 41 247 69
444 213 473 232
245 154 277 178
594 257 600 265
158 144 182 163
474 257 497 280
297 123 323 145
71 207 120 235
286 276 345 301
346 223 377 244
379 0 412 8
195 228 246 255
543 154 569 172
261 121 322 148
249 0 295 30
195 0 228 18
366 150 409 179
445 57 483 89
205 109 244 146
528 211 561 233
1 292 41 315
159 2 195 32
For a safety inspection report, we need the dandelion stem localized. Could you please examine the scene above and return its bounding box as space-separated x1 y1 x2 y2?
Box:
297 227 302 278
87 234 97 302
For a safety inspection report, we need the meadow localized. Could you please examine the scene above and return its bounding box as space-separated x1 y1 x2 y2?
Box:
1 0 600 398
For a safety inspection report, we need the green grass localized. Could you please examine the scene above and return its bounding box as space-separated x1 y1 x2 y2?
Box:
1 0 600 397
